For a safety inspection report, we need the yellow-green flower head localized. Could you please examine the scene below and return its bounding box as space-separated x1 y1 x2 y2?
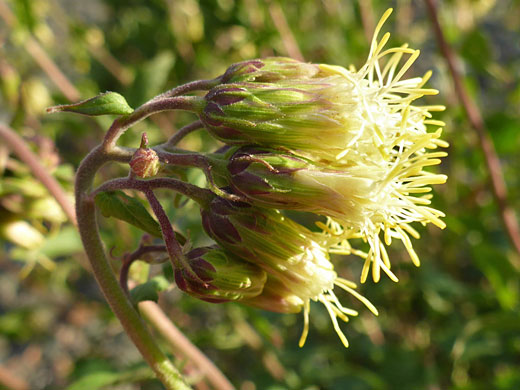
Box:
200 10 445 162
207 8 448 284
223 136 447 283
175 246 267 303
200 195 378 347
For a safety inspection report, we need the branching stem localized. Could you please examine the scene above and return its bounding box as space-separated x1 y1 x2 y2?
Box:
103 96 204 151
119 244 167 295
73 92 209 388
165 120 204 147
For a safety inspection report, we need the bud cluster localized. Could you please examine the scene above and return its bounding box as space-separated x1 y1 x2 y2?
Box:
170 9 446 347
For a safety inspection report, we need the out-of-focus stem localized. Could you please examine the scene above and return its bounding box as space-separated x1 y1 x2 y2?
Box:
0 124 77 225
139 301 235 390
0 1 80 101
425 0 520 258
357 0 375 44
0 365 29 390
267 1 304 61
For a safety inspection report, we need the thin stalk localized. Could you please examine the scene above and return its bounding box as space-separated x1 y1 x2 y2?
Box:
75 146 192 390
165 120 204 147
155 150 210 170
120 244 167 295
103 96 205 151
152 79 221 101
142 188 185 269
91 176 214 208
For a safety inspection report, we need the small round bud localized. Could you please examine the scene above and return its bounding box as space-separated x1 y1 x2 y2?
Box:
129 148 160 178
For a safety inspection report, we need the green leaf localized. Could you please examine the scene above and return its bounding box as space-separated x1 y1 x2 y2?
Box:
94 191 162 238
46 92 133 116
130 275 171 304
39 226 83 258
67 371 121 390
67 365 153 390
127 51 175 106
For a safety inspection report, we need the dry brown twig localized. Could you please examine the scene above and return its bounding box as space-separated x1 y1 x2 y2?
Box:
0 1 80 102
0 124 77 224
268 1 304 61
425 0 520 259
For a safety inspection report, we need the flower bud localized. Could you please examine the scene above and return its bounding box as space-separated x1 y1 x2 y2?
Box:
200 196 379 347
199 73 354 160
130 133 160 178
175 246 266 303
200 195 336 300
240 275 304 314
220 57 321 84
130 148 160 178
225 146 338 210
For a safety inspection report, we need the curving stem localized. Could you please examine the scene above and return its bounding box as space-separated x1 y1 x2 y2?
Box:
75 145 192 390
74 93 208 390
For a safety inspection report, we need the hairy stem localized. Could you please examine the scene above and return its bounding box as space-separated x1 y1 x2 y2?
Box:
120 244 167 295
103 96 204 151
152 78 221 101
91 176 214 207
142 188 185 269
165 120 204 147
75 146 191 390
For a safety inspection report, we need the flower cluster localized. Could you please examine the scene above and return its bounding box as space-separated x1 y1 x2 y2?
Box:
178 9 447 347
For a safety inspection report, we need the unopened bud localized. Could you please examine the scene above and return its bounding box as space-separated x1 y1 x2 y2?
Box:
220 57 320 84
241 276 304 314
200 196 336 301
129 133 160 178
175 246 266 303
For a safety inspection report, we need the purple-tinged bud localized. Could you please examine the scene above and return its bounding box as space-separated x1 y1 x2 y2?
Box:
225 146 318 209
130 148 160 178
220 57 320 84
175 246 266 303
129 133 160 178
200 196 337 301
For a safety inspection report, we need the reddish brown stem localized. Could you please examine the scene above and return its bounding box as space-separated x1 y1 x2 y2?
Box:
0 2 80 101
425 0 520 257
120 244 167 295
0 124 77 225
165 121 204 147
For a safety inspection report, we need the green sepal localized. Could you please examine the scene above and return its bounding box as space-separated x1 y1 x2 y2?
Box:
94 191 162 238
129 275 170 305
46 92 134 116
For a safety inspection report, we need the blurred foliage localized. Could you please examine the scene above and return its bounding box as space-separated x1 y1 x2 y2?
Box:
1 0 520 389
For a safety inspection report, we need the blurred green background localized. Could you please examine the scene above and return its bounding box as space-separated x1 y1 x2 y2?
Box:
1 0 520 389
